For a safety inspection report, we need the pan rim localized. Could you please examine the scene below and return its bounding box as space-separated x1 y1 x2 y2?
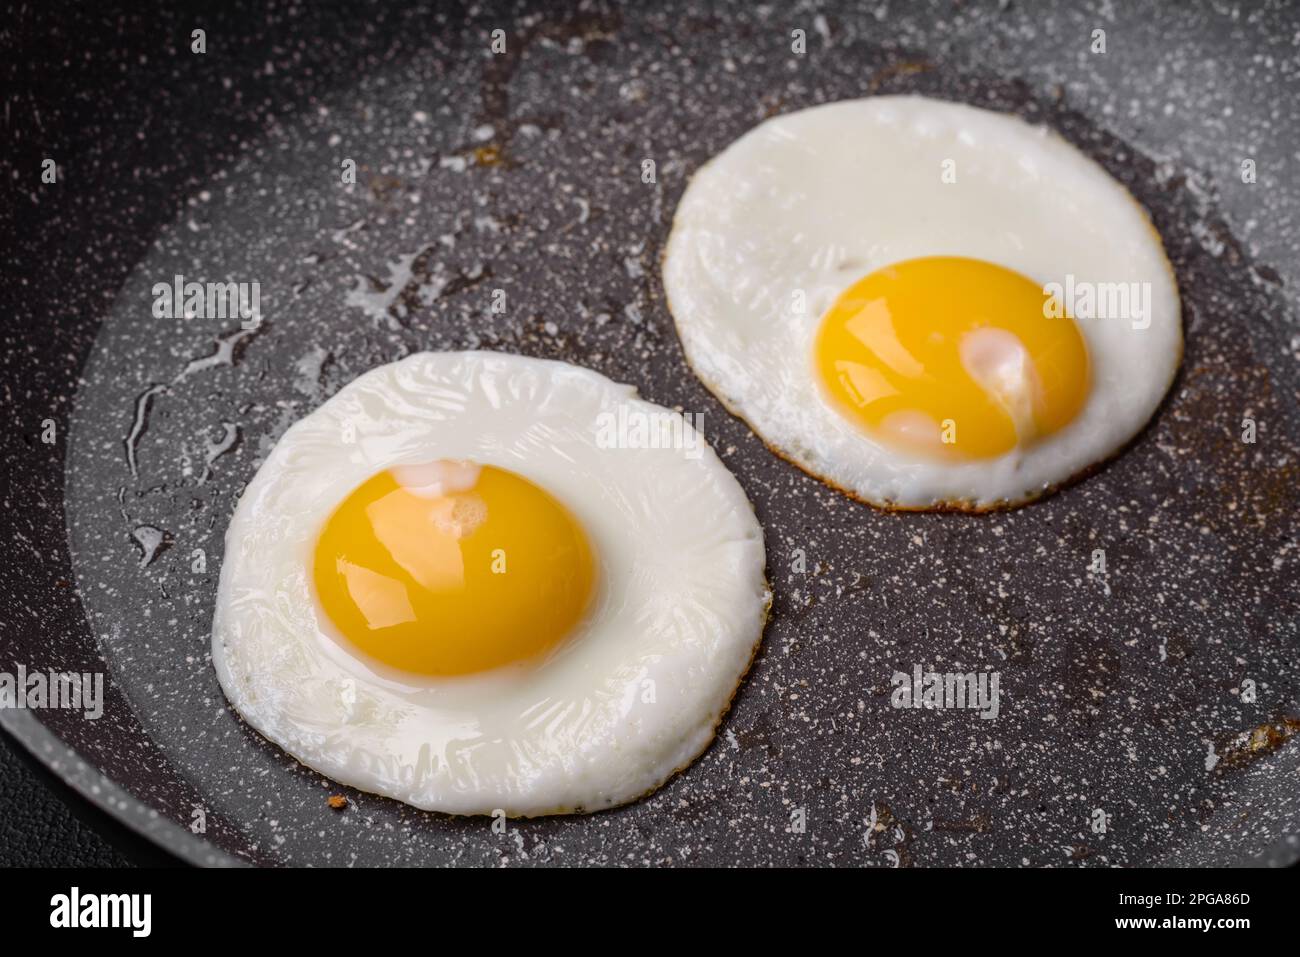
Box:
0 709 243 868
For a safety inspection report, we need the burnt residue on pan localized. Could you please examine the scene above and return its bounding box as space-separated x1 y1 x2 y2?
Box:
4 1 1299 866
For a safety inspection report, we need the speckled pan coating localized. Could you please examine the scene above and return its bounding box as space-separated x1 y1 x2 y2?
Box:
2 0 1299 866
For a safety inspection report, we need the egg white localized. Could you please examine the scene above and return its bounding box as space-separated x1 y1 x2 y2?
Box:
663 95 1182 509
212 351 769 816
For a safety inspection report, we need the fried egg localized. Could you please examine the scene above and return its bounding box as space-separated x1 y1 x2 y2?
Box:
663 95 1182 509
212 351 769 816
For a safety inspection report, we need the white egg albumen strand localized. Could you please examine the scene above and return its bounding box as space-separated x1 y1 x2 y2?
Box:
212 352 769 816
663 95 1182 509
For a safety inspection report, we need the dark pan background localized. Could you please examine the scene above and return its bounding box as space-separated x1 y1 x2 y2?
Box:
2 0 1298 867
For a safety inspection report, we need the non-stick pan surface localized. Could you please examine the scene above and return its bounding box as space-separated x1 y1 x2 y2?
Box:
2 0 1298 866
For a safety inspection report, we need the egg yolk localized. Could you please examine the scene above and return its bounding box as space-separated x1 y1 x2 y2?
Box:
312 460 596 677
813 256 1090 459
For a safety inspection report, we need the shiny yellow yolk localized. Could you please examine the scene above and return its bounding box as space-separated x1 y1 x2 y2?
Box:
312 460 595 677
813 256 1090 460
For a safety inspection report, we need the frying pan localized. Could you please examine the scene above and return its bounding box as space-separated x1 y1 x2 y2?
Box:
3 0 1298 867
